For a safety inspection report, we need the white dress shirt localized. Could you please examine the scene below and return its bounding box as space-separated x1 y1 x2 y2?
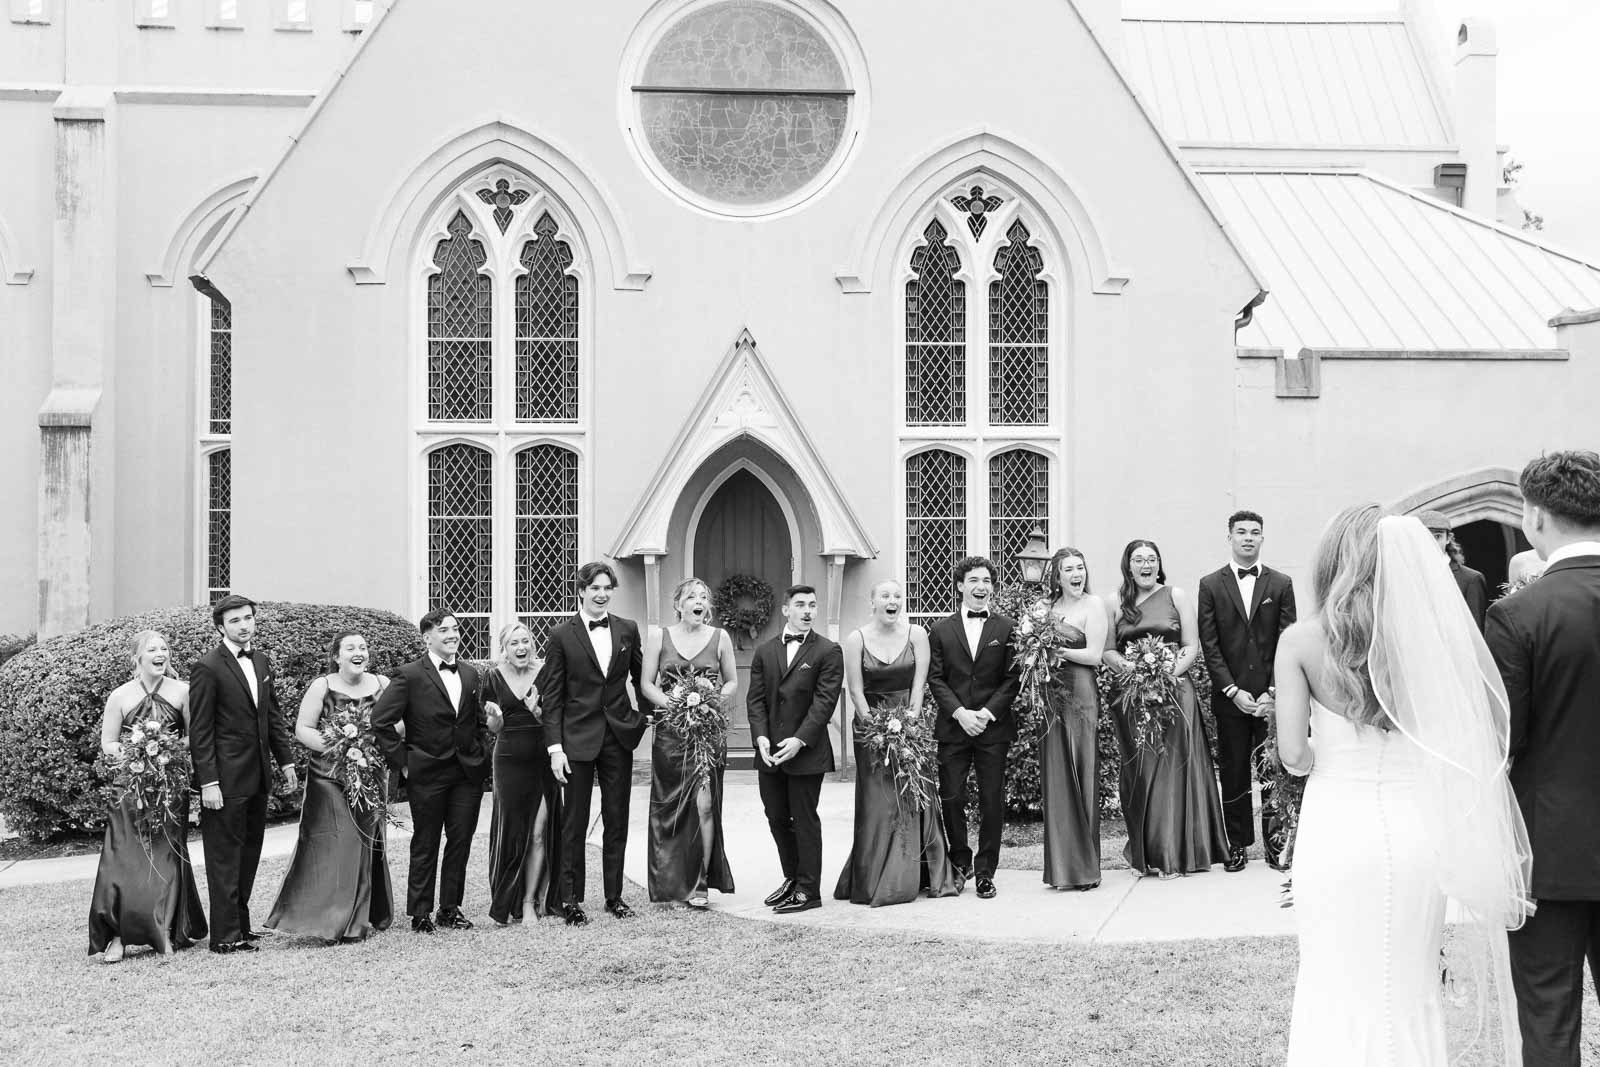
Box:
583 612 613 670
222 637 260 705
1546 541 1600 566
782 627 808 667
1229 559 1265 620
429 652 462 710
961 610 988 659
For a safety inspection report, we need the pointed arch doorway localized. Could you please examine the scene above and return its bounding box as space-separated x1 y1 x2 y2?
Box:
686 464 798 742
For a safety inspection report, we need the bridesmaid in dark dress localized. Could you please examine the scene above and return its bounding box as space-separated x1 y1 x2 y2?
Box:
1041 549 1107 890
265 631 394 942
483 622 563 924
835 579 961 906
640 578 737 908
1103 540 1230 877
88 630 207 961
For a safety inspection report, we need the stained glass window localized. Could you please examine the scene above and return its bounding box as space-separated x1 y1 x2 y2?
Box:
989 449 1049 584
515 445 580 649
426 211 492 422
989 220 1049 425
427 444 493 662
906 219 966 426
208 295 232 436
515 213 579 422
206 449 231 603
635 0 851 206
905 449 967 619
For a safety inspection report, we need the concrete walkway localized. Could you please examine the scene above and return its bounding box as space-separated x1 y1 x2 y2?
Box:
0 775 1298 945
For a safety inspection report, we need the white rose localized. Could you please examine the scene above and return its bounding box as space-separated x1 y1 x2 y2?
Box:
353 751 368 767
129 728 145 745
1142 652 1157 665
685 692 702 708
146 741 161 757
342 723 359 739
128 760 146 774
157 754 171 766
887 719 902 734
146 720 161 734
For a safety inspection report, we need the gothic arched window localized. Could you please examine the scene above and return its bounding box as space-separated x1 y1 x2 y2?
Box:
515 213 580 423
206 448 231 603
989 449 1050 585
906 219 966 426
427 443 494 661
427 211 493 422
989 220 1048 426
905 448 968 619
515 444 581 648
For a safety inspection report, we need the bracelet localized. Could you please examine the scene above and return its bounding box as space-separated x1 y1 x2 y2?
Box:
1224 685 1239 698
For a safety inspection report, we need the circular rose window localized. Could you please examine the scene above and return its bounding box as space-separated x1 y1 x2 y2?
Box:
628 0 860 214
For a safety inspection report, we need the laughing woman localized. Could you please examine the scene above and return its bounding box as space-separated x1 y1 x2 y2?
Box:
1041 549 1107 890
834 579 960 906
88 630 208 961
265 632 394 942
640 578 737 908
1103 540 1230 877
483 623 562 924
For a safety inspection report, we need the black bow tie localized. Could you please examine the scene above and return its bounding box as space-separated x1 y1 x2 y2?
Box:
1237 566 1260 580
783 632 806 645
966 610 989 620
438 661 459 673
587 616 610 631
235 648 252 660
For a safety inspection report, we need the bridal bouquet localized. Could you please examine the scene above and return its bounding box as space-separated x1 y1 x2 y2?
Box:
853 696 939 812
655 665 728 788
104 719 192 845
1010 600 1081 736
1254 713 1307 906
320 704 388 815
1107 635 1183 756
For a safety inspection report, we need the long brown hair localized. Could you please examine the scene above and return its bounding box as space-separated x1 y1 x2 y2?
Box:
1117 540 1166 626
1311 504 1388 728
1046 547 1091 603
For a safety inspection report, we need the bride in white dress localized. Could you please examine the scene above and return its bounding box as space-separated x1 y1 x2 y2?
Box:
1275 506 1533 1066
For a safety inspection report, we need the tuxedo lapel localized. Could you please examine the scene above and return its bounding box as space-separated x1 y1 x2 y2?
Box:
946 613 974 669
1217 567 1248 624
422 657 451 705
219 646 256 706
567 616 604 676
1247 567 1271 620
781 635 814 680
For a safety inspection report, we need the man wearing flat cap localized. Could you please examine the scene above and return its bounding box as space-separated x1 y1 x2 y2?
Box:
1416 510 1489 630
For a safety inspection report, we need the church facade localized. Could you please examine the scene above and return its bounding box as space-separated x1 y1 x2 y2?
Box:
4 0 1599 655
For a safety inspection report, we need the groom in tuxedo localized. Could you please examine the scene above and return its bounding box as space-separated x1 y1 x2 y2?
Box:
539 561 646 926
188 594 298 954
1197 510 1297 873
927 556 1021 899
1486 451 1600 1066
372 609 490 933
747 584 843 914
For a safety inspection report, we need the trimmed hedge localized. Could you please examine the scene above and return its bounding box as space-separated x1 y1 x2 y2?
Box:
0 632 35 669
0 602 425 841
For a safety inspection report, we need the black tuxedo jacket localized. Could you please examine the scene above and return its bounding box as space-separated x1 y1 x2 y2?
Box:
1452 561 1489 632
1197 565 1297 709
371 656 490 785
1486 553 1600 899
746 632 843 777
536 614 646 762
188 644 295 799
926 612 1022 746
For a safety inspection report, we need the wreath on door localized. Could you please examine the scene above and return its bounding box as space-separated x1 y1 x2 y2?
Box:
713 574 776 647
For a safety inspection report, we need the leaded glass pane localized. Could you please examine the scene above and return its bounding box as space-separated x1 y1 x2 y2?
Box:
906 219 966 426
207 449 231 603
428 444 493 661
515 444 580 649
988 449 1049 584
905 449 967 619
989 220 1049 426
636 1 850 205
426 212 492 422
208 296 232 435
515 213 580 422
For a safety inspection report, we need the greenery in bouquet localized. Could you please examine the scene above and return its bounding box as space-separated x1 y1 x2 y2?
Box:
854 696 939 812
319 702 391 825
98 718 192 850
1009 597 1088 741
654 665 728 788
1103 635 1183 757
1254 711 1307 906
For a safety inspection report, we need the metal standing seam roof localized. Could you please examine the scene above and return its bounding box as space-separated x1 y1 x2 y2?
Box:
1121 16 1452 148
1198 168 1600 352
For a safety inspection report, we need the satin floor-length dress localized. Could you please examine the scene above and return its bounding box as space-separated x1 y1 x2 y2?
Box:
1040 623 1101 889
485 667 563 923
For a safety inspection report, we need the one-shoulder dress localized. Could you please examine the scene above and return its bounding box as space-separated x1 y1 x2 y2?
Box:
1040 621 1101 889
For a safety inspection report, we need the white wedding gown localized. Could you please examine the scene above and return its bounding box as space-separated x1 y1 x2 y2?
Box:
1286 701 1448 1065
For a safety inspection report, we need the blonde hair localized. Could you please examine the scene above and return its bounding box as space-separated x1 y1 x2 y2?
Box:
866 578 903 599
128 629 179 679
1311 504 1389 729
496 622 533 663
670 577 711 621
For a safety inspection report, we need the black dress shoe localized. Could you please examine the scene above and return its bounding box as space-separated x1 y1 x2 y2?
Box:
436 908 474 930
763 878 797 907
1267 856 1290 873
975 876 997 899
604 899 636 920
410 916 436 934
562 904 589 927
1224 847 1249 873
241 930 262 942
772 891 820 914
208 941 237 955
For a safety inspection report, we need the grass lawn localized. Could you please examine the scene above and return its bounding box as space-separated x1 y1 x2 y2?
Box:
5 847 1593 1065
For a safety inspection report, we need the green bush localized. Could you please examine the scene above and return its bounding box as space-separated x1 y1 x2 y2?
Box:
0 633 35 669
0 602 425 842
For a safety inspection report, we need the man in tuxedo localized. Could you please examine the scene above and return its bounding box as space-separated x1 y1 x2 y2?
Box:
539 562 646 926
1486 450 1600 1066
926 556 1021 899
372 609 490 933
188 594 298 954
1418 510 1489 631
747 584 843 914
1197 510 1298 873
